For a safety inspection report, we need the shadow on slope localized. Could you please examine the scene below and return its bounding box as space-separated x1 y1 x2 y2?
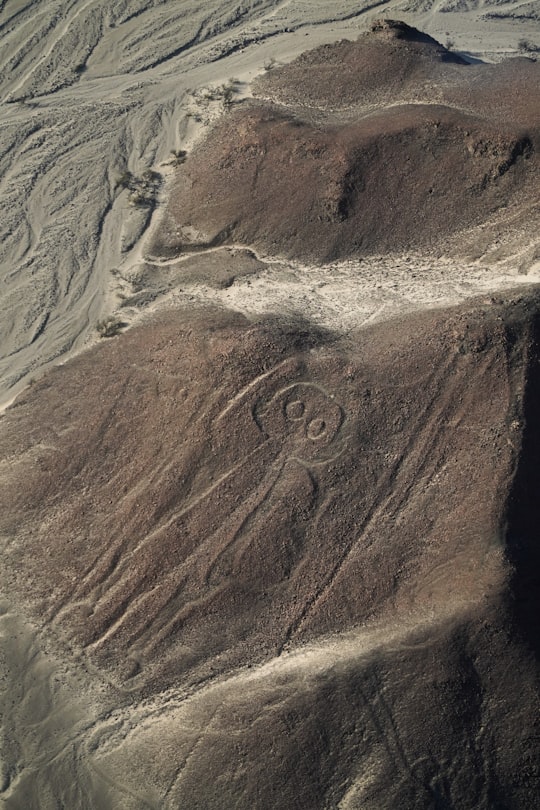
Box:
505 310 540 659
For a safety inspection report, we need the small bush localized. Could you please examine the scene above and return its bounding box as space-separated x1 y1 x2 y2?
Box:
115 170 135 190
222 78 240 108
96 316 124 338
115 168 161 206
170 149 188 166
518 38 539 53
142 169 160 184
128 190 151 207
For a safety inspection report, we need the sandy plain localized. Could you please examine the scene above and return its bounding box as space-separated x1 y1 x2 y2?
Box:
1 2 540 809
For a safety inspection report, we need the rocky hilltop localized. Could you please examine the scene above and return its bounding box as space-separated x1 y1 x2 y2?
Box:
154 20 540 262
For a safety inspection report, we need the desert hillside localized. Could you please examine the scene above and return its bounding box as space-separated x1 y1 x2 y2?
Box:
1 4 540 809
1 293 540 807
1 1 539 405
153 21 539 262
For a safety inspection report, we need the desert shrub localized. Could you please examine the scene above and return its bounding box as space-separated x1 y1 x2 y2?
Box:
115 168 161 206
198 78 240 109
221 78 240 108
142 169 160 184
170 149 188 166
115 170 135 190
518 38 539 53
96 316 124 338
128 190 150 207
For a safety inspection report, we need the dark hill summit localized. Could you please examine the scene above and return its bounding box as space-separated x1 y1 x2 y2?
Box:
152 21 540 262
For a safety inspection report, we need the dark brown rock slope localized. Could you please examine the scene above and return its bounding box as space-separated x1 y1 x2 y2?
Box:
152 20 540 262
1 293 539 806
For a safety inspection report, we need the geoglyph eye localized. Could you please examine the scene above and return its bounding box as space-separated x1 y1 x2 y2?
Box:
259 382 343 460
285 398 328 439
307 418 326 439
285 400 305 420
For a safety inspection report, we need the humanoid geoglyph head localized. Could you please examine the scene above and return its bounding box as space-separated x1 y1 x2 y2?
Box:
257 382 344 462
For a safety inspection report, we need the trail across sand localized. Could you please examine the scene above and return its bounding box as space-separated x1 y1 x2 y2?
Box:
117 247 540 336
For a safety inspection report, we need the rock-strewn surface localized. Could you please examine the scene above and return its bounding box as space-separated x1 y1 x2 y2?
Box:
1 293 539 807
154 21 540 262
2 15 540 810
